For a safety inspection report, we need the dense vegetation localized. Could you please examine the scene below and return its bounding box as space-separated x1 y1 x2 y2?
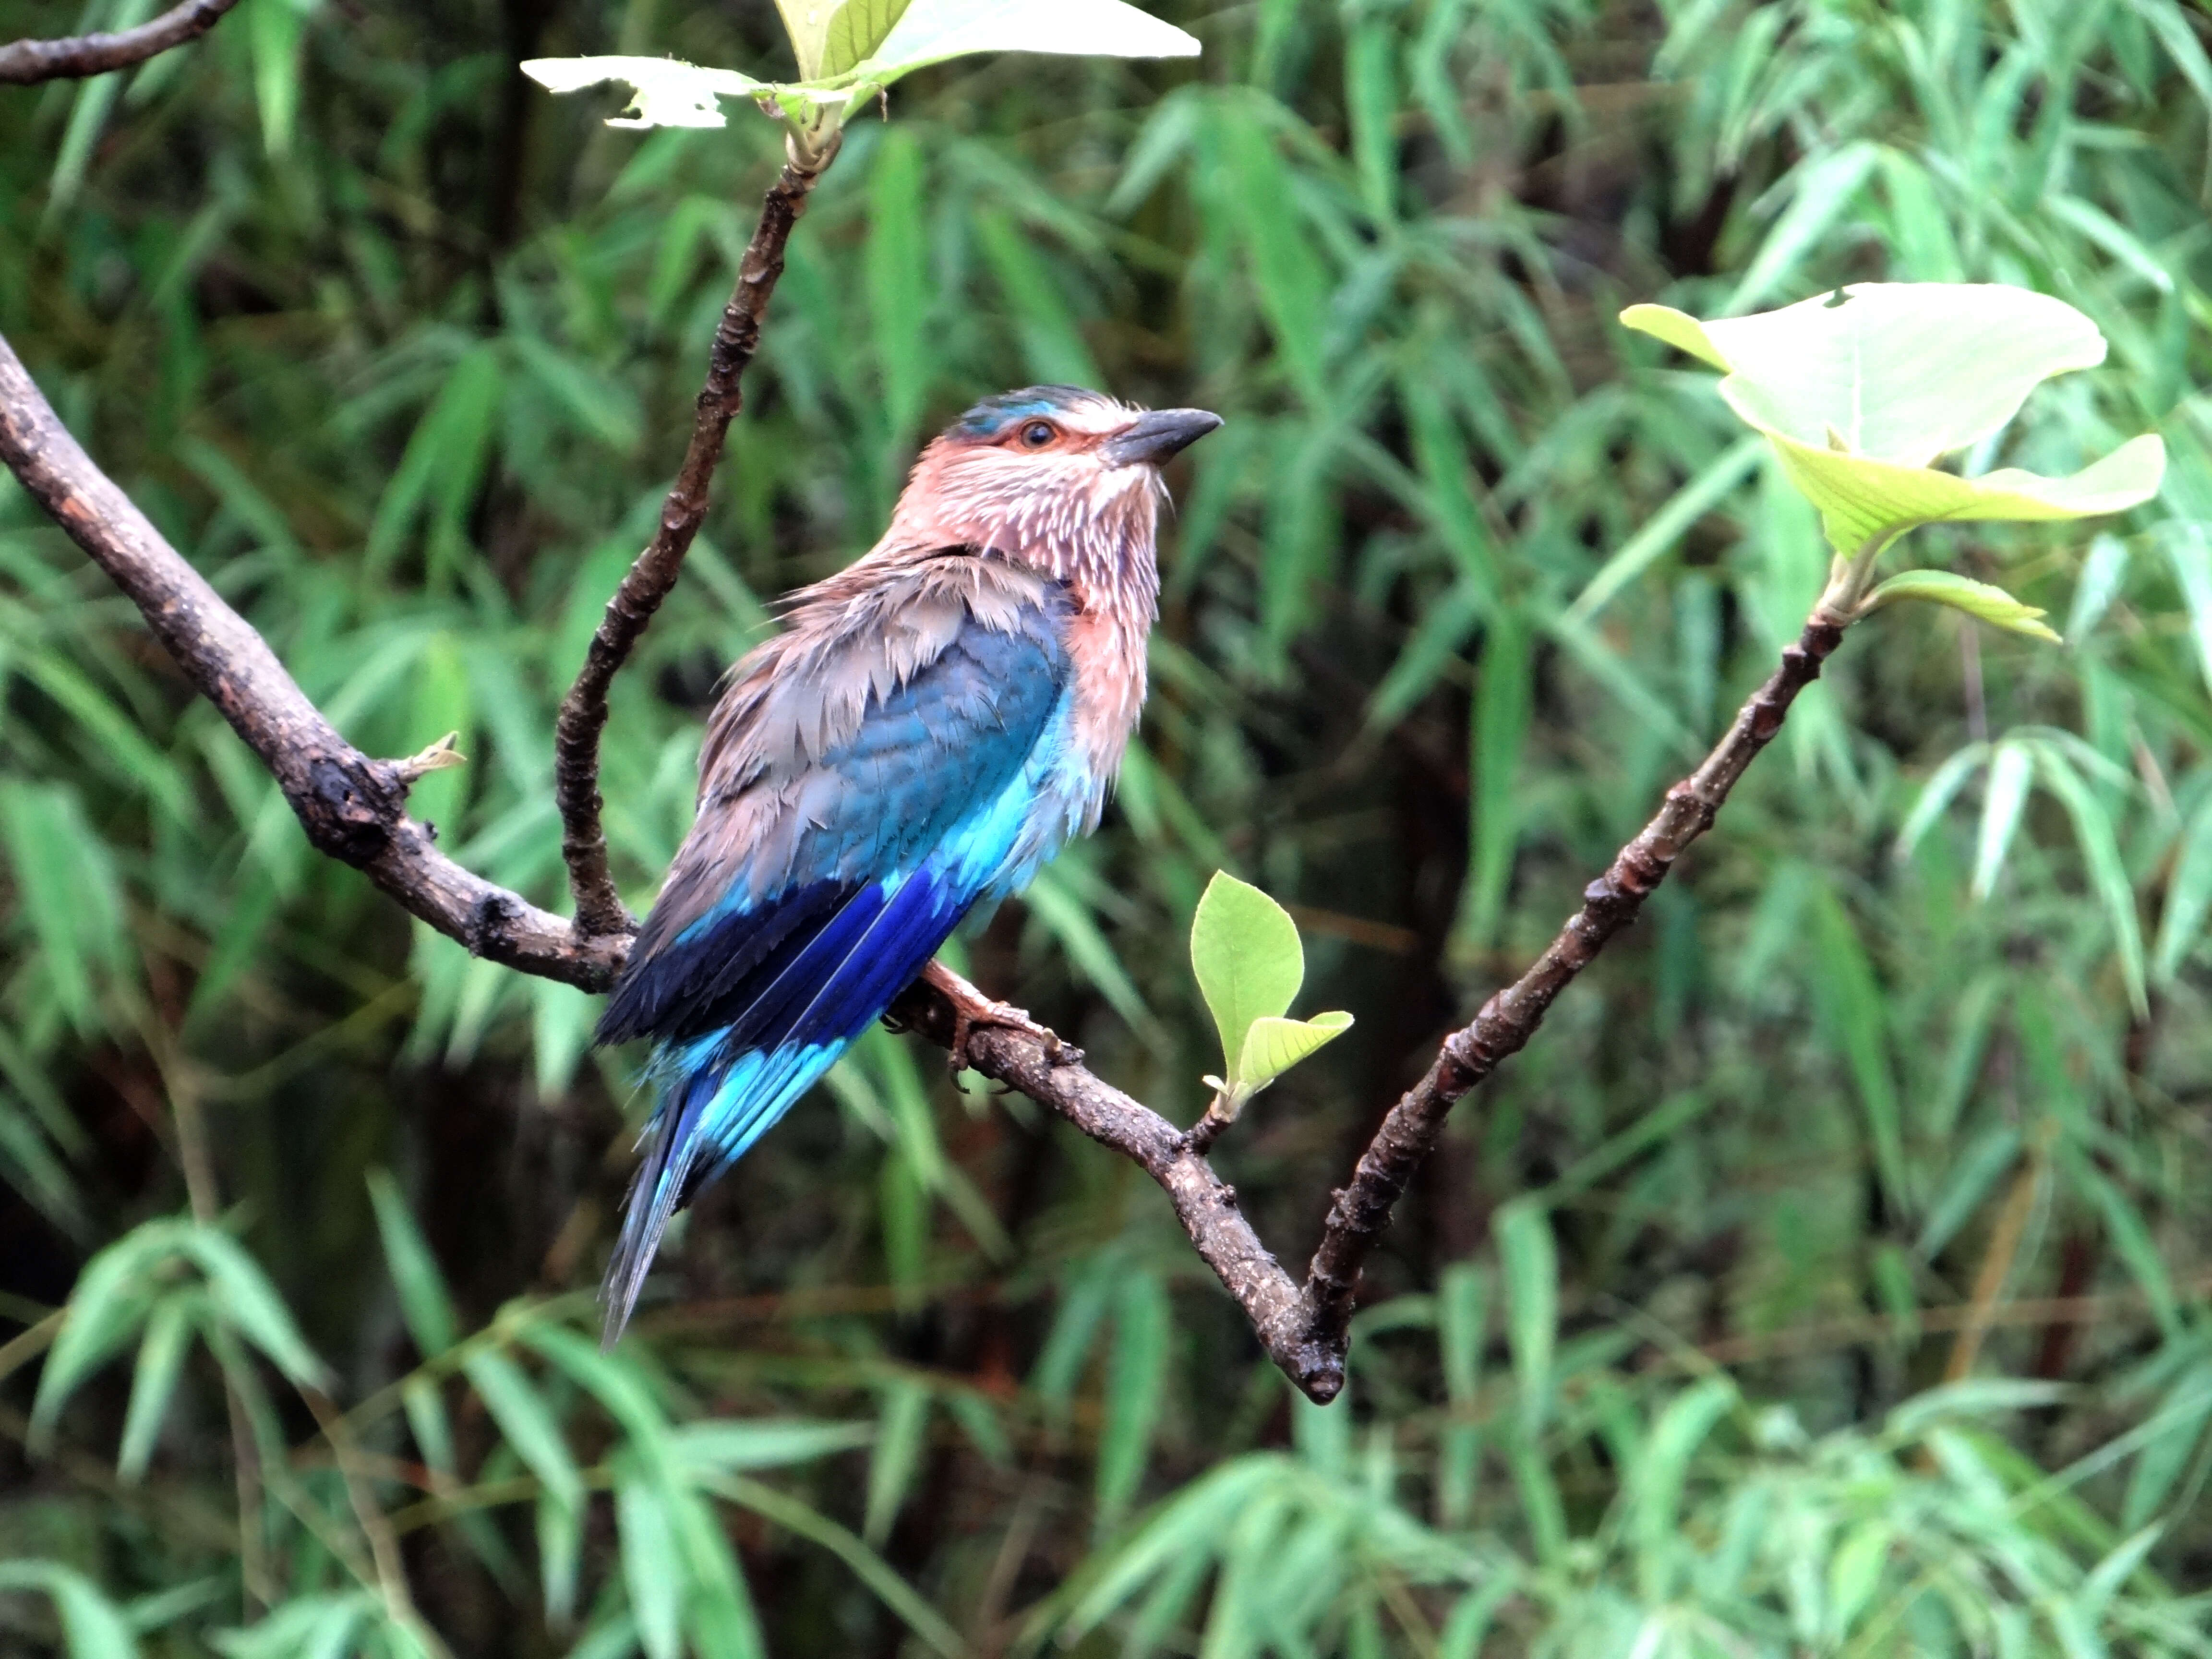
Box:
6 0 2212 1651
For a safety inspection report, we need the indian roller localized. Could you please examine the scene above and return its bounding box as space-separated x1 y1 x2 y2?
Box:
596 386 1222 1340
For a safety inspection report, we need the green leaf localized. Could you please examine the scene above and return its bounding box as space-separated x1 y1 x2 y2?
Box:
616 1476 684 1659
520 57 771 129
1622 285 2165 555
772 0 839 77
1766 430 2165 562
2035 746 2150 1017
180 1229 328 1388
1190 872 1305 1083
464 1350 586 1515
821 0 914 77
0 1562 139 1659
2154 793 2212 982
1495 1200 1556 1439
667 1419 875 1472
1973 739 2033 899
864 1381 929 1546
716 1474 964 1659
367 1171 458 1358
117 1295 196 1484
1234 1011 1354 1093
1860 569 2059 641
1631 1378 1736 1603
1096 1271 1170 1529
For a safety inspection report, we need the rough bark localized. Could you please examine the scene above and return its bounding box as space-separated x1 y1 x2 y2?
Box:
0 0 240 84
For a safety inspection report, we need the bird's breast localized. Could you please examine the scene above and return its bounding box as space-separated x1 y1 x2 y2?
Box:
1061 599 1151 795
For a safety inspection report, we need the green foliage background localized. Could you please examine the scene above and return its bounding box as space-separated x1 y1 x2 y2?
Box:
4 0 2212 1651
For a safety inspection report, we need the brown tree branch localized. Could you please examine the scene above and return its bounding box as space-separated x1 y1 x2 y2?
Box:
0 330 627 992
0 0 240 84
0 177 1843 1401
552 136 838 939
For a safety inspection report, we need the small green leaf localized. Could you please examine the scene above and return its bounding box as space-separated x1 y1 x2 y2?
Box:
180 1230 328 1388
1096 1271 1170 1529
1860 569 2060 641
463 1351 586 1515
1495 1200 1557 1439
1190 872 1304 1082
0 1563 139 1659
520 57 772 129
1235 1011 1353 1093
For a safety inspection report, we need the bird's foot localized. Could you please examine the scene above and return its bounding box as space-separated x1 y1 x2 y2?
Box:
920 959 1082 1079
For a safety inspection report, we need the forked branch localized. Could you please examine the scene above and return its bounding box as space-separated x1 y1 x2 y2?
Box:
896 613 1846 1400
0 146 1843 1402
552 135 838 939
0 0 240 84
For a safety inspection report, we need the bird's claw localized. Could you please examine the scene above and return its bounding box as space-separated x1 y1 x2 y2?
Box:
921 960 1083 1081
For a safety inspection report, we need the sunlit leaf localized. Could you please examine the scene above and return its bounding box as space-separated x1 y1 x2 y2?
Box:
1190 871 1304 1082
520 57 771 129
869 0 1201 76
1973 740 2033 899
1623 286 2164 555
1235 1010 1353 1093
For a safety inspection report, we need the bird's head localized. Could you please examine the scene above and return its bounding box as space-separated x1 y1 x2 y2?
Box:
890 386 1222 598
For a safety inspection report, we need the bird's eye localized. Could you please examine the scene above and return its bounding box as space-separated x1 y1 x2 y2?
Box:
1019 421 1056 448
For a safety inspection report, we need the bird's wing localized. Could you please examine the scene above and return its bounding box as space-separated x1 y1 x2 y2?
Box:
597 557 1073 1051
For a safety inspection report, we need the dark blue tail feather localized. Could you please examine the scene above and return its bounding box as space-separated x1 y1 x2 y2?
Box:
598 863 982 1344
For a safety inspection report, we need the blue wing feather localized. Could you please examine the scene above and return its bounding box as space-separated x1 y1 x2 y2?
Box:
599 593 1074 1341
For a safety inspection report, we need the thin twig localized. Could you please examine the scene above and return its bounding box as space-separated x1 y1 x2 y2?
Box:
0 329 629 993
0 0 240 84
553 135 838 938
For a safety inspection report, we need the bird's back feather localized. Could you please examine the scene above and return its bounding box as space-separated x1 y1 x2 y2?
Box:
598 554 1080 1340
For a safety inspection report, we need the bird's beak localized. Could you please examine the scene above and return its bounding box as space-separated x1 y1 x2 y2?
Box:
1103 408 1224 468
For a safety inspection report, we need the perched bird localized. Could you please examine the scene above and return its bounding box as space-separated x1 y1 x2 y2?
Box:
596 385 1222 1340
